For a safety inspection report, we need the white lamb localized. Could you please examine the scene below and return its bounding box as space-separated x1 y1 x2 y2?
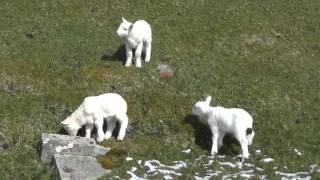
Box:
116 17 152 68
61 93 129 142
192 96 255 159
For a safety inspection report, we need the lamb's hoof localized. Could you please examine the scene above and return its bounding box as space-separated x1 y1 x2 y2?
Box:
135 64 141 68
125 63 132 67
117 137 124 141
97 136 104 143
104 135 111 140
210 151 217 156
242 154 249 159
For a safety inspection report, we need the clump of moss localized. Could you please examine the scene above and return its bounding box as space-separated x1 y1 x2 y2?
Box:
97 147 128 169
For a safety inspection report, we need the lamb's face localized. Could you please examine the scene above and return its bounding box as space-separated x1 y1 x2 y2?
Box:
192 102 207 117
192 96 212 117
61 117 80 136
117 18 132 38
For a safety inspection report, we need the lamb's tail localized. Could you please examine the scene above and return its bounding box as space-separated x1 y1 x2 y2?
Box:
246 128 255 146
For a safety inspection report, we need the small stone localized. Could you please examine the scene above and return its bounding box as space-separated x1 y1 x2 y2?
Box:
53 154 111 180
157 64 174 78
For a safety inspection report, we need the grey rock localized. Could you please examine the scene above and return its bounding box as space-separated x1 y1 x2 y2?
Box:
40 133 110 164
53 154 111 180
157 64 174 78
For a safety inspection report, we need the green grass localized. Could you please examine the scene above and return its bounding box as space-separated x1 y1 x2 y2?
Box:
1 0 320 179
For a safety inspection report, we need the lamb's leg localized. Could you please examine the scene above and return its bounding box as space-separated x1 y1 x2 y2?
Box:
94 117 105 142
217 132 226 149
240 139 249 159
115 113 129 140
105 118 116 140
235 131 250 159
85 124 94 139
235 132 250 160
144 42 152 63
125 44 133 67
210 127 219 155
135 42 143 68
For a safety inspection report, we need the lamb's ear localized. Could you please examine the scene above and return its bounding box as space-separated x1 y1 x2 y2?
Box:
122 17 128 23
205 96 212 105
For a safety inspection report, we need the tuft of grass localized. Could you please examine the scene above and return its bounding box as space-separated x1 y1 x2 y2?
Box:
97 146 128 169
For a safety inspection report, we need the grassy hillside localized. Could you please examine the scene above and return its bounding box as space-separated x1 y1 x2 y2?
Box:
0 0 319 179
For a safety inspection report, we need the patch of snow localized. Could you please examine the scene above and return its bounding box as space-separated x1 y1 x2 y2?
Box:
163 175 173 180
112 176 121 179
142 159 187 178
222 170 254 179
194 175 210 180
294 148 303 156
261 158 274 163
236 161 243 169
204 160 214 166
127 171 147 180
255 150 262 155
275 171 310 179
158 169 182 176
256 167 264 171
232 154 242 160
130 167 137 172
281 177 311 180
55 143 73 153
310 164 319 173
144 160 160 173
126 157 133 161
195 155 205 162
219 162 237 168
182 149 191 153
244 163 255 167
194 172 221 180
259 175 267 180
167 161 187 170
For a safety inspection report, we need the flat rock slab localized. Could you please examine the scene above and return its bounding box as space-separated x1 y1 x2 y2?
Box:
53 154 111 180
40 133 110 164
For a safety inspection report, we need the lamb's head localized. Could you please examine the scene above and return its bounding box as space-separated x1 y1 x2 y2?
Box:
192 96 212 117
117 17 132 38
61 116 81 136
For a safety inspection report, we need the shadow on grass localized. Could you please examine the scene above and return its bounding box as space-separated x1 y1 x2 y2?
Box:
101 44 147 66
101 45 126 65
185 114 239 156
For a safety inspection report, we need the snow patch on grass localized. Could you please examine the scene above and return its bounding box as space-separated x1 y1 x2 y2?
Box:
261 158 274 163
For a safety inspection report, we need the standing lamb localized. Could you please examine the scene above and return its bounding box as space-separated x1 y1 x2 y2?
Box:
192 96 255 159
116 17 152 68
61 93 129 142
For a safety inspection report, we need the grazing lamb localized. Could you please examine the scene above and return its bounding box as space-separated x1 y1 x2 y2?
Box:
192 96 255 159
61 93 129 142
116 17 152 68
